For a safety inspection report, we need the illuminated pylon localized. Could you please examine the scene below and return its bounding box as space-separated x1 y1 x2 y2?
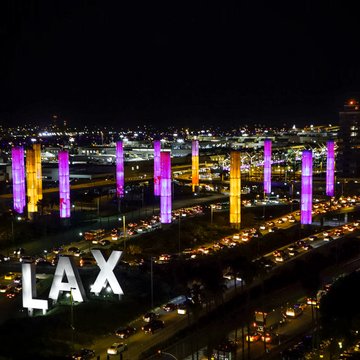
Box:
192 139 199 192
230 151 241 227
326 140 335 197
160 151 171 224
116 141 124 198
301 150 312 225
154 140 161 196
264 139 272 195
26 149 38 215
59 151 70 218
33 143 43 200
12 146 26 214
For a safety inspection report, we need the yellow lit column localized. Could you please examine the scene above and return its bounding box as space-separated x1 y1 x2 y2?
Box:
192 139 199 192
33 143 43 200
230 151 241 228
26 149 38 216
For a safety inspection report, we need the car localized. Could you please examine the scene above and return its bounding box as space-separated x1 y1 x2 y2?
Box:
106 342 127 355
6 288 17 299
4 272 16 280
323 236 333 242
99 239 111 246
308 235 318 241
115 326 136 339
71 348 95 359
246 332 261 342
0 254 10 262
288 249 299 257
162 303 177 312
177 304 188 315
13 275 22 284
142 319 165 334
0 284 9 293
303 244 313 250
68 246 80 253
143 312 158 322
13 248 25 257
19 255 35 263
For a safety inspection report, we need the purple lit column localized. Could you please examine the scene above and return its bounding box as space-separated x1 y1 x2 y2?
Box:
116 141 124 198
301 150 312 225
12 147 26 214
58 151 70 218
263 139 272 194
326 140 335 197
160 151 171 224
154 140 161 196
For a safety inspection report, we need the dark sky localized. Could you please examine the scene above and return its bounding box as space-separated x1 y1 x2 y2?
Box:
2 1 360 128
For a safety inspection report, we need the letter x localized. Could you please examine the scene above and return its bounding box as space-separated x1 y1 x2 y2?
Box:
91 250 123 295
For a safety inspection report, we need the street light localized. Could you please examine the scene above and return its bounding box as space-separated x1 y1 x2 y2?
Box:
150 257 155 309
70 287 76 351
210 204 214 225
157 350 178 359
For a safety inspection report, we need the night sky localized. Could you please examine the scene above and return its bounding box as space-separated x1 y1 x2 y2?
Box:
3 1 360 128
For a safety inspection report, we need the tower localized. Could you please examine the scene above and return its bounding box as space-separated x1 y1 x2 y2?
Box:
230 151 241 227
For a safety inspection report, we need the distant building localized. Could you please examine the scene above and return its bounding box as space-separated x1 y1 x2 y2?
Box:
338 99 360 177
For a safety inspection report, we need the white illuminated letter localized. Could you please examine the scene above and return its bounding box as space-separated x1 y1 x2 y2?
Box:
22 263 48 315
48 256 86 303
91 250 123 297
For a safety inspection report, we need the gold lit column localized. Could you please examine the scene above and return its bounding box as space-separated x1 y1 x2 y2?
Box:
230 151 241 227
26 149 38 215
192 139 199 192
33 143 43 200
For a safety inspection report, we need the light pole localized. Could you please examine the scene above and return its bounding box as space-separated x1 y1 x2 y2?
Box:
122 215 126 251
150 257 155 309
70 287 76 351
157 350 178 359
178 212 181 256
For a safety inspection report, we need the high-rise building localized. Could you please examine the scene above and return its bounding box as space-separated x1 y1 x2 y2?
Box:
338 99 360 177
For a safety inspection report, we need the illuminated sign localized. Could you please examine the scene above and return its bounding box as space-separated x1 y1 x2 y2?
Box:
22 250 124 315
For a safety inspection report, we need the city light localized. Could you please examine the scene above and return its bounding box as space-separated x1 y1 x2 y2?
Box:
11 146 26 214
230 151 241 227
58 150 70 218
116 141 124 198
192 139 199 192
301 150 313 225
154 140 161 196
160 151 172 224
26 149 38 215
326 140 335 197
264 139 272 194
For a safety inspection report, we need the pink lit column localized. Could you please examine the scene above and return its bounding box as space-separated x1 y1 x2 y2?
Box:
301 150 312 225
263 139 272 194
154 140 161 196
326 140 335 197
12 146 26 214
58 151 70 218
160 151 171 224
116 141 124 198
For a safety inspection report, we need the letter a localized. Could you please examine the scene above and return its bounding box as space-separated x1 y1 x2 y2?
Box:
48 256 86 303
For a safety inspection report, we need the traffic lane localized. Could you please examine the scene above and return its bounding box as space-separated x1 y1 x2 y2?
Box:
92 310 190 359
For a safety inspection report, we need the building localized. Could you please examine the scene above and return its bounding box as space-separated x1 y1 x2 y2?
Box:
338 99 360 177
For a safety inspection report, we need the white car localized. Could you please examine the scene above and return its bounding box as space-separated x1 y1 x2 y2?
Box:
107 342 127 355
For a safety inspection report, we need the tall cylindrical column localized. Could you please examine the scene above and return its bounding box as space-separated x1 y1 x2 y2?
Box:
263 139 272 195
116 141 124 198
192 139 199 192
160 151 172 224
301 150 312 225
26 149 38 215
154 140 161 196
59 151 70 218
12 146 26 214
230 151 241 227
326 140 335 197
33 143 43 200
